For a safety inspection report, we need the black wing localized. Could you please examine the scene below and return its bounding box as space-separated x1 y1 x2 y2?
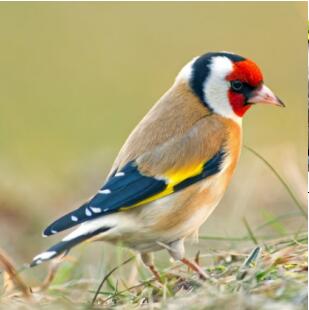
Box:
43 149 226 237
43 161 167 236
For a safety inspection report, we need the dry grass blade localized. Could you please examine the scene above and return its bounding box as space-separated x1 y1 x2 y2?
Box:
0 249 31 298
34 257 63 292
91 255 135 305
195 251 200 265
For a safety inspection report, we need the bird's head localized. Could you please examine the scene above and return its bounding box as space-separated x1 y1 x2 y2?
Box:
177 52 284 121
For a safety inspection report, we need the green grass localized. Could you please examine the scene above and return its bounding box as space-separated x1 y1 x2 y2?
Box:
0 143 307 310
244 145 307 218
0 5 306 308
0 232 307 309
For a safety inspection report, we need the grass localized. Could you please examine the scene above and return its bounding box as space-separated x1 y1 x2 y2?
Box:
0 148 307 309
0 232 307 309
0 6 305 307
244 145 307 218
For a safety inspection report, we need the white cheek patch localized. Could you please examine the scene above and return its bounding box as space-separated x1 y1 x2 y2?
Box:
175 57 197 83
204 56 242 124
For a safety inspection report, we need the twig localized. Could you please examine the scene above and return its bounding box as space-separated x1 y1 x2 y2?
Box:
0 249 31 298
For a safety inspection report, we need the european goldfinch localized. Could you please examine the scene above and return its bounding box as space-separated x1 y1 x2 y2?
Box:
31 52 284 279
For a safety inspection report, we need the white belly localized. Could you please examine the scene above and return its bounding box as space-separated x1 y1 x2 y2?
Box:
97 176 226 252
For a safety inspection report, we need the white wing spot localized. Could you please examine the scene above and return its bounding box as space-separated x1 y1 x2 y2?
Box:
103 208 109 212
71 215 78 222
115 172 125 177
90 207 102 213
98 189 111 194
51 229 57 234
85 208 92 216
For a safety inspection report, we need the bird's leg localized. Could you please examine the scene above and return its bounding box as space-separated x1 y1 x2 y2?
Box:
140 252 161 282
168 239 208 280
167 239 185 261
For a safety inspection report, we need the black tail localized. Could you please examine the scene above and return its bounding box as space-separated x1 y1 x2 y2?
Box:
31 227 110 267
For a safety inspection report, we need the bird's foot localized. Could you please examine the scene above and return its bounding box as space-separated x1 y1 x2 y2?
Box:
180 258 208 280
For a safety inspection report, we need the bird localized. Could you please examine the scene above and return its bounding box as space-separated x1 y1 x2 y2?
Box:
31 51 284 280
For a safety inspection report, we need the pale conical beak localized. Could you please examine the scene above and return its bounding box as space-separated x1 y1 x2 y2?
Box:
247 84 285 107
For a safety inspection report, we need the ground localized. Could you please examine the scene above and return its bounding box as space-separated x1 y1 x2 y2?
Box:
0 233 307 309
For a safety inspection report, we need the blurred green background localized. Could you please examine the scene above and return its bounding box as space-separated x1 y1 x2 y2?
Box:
0 2 306 273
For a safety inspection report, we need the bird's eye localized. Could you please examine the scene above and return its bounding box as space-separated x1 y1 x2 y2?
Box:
231 80 243 92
